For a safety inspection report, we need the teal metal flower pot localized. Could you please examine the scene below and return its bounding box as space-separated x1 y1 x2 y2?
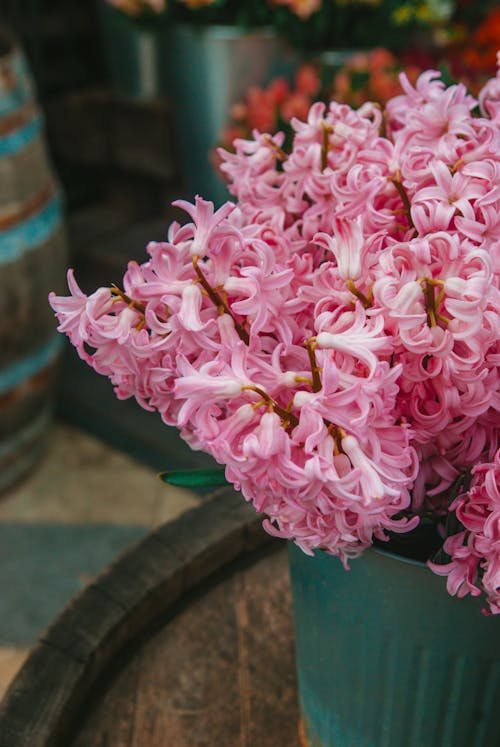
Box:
288 541 500 747
166 24 298 205
97 2 169 100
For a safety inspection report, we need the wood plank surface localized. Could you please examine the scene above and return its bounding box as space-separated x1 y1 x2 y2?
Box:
70 549 299 747
0 489 300 747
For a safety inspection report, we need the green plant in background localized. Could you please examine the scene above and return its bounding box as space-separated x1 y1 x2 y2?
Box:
270 0 453 52
105 0 453 50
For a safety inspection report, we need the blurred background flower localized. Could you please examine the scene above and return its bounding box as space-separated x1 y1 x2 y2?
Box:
104 0 454 50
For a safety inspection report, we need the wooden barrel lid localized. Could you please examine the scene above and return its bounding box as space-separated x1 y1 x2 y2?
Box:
0 488 300 746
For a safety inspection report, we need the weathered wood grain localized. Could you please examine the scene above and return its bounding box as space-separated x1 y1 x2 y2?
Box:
0 489 299 747
0 130 50 211
0 226 67 368
0 28 68 494
69 548 298 747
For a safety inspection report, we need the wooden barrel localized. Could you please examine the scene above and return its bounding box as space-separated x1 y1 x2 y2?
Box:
0 489 300 746
0 26 67 494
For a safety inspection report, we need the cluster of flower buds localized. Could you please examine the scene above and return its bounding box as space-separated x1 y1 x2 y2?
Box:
50 60 499 610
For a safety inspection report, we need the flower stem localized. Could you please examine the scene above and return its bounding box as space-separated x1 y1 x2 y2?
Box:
327 422 347 456
346 279 372 309
263 135 288 162
110 286 146 314
321 122 333 171
306 338 322 392
242 385 299 429
420 277 448 328
192 256 249 344
388 173 415 229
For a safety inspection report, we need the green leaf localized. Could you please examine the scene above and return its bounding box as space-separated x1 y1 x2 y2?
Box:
158 468 229 488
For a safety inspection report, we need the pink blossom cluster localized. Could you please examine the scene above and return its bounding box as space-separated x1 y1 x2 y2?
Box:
50 64 500 610
429 453 500 615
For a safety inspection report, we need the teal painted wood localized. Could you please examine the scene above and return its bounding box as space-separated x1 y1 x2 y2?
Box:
0 27 67 493
0 114 42 158
0 192 63 263
288 542 500 747
0 337 63 396
0 37 34 117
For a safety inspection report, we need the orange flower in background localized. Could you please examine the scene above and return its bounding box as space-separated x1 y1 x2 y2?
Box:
178 0 215 7
246 86 284 132
273 0 322 20
218 66 317 153
332 70 351 99
239 78 292 132
368 48 398 70
280 91 313 121
107 0 166 14
267 77 291 105
329 49 411 108
219 52 412 153
295 64 321 96
464 7 500 73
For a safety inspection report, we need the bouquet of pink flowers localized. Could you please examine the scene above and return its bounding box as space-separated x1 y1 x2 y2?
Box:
50 59 500 613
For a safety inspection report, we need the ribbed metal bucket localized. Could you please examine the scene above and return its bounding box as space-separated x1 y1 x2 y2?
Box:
289 541 500 747
0 27 67 493
166 24 298 205
97 2 169 101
